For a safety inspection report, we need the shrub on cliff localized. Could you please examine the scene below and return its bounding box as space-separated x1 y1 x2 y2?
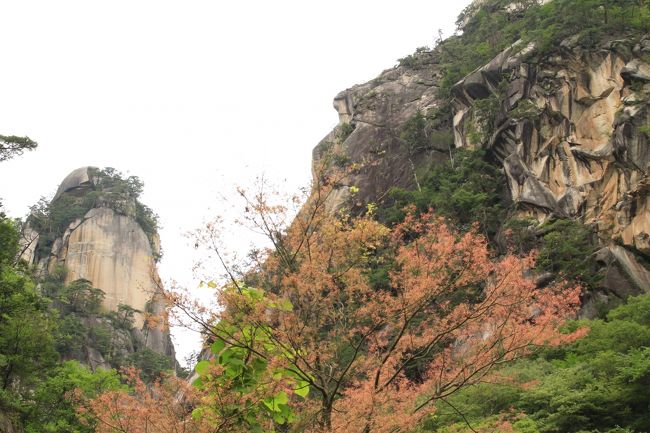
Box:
380 147 506 237
434 0 650 97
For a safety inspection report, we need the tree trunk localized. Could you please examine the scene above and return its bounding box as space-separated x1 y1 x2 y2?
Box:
319 397 333 432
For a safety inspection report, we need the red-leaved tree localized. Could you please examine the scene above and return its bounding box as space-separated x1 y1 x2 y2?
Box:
328 211 585 433
79 368 210 433
169 168 585 433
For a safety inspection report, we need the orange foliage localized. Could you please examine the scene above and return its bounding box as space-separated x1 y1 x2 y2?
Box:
328 212 583 433
190 193 583 431
80 368 211 433
162 167 585 432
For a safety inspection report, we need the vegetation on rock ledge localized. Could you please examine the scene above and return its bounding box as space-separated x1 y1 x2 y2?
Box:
28 167 161 261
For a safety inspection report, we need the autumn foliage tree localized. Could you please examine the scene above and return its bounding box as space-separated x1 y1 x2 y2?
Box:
164 158 585 433
80 368 210 433
328 212 584 433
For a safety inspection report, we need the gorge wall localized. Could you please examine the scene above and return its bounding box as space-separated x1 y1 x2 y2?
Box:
313 4 650 311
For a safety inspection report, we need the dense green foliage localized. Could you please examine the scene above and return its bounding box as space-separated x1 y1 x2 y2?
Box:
193 286 309 432
28 167 161 261
0 209 125 431
127 348 174 382
379 147 507 237
502 217 601 290
24 361 122 433
422 292 650 433
0 217 58 392
435 0 650 97
535 219 601 288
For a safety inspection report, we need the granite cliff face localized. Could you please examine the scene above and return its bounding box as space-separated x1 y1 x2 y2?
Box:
452 36 650 245
313 50 449 210
452 34 650 307
25 167 174 370
314 28 650 305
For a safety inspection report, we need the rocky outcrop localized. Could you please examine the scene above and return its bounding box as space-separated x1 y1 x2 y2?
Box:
53 166 94 201
452 35 650 242
313 50 451 209
53 207 156 327
450 34 650 294
314 31 650 300
28 167 175 368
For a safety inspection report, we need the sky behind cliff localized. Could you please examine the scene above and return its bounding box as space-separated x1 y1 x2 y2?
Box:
0 0 473 365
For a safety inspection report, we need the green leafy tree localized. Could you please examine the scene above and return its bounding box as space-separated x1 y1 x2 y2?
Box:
60 279 105 314
191 286 309 433
55 315 87 359
0 215 59 392
535 219 600 289
127 348 173 383
107 303 140 330
0 213 60 425
25 361 121 433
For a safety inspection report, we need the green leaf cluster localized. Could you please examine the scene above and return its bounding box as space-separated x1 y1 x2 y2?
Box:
192 286 308 433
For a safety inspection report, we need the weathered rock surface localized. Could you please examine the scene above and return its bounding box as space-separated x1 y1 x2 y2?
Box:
55 207 154 327
451 35 650 289
18 225 39 264
313 50 450 209
452 36 650 241
53 166 94 201
314 33 650 300
29 167 175 367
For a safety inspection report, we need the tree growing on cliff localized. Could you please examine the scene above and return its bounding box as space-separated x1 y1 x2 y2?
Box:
0 134 37 162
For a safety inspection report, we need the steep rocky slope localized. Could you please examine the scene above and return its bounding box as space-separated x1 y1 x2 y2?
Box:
314 4 650 308
23 167 175 370
453 34 650 308
313 49 448 209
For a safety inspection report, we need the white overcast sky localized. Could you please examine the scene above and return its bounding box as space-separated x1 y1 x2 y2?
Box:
0 0 473 365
